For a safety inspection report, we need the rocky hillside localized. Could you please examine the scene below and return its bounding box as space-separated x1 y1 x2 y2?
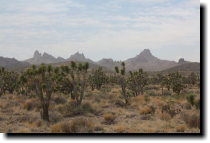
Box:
25 51 65 65
0 56 30 71
125 49 178 71
19 49 198 72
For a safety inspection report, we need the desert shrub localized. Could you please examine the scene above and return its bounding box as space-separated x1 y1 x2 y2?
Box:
186 94 195 106
49 111 63 123
183 103 192 110
53 96 67 105
51 118 94 133
146 90 159 96
161 102 182 118
159 112 171 121
141 114 152 120
194 99 200 110
144 95 150 103
63 101 94 117
176 125 186 132
114 125 128 133
139 105 155 115
68 118 94 133
181 112 200 129
114 99 126 107
103 113 116 124
163 90 172 96
145 85 159 91
23 98 40 111
94 126 104 132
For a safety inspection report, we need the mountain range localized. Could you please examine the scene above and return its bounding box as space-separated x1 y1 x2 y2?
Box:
0 49 200 72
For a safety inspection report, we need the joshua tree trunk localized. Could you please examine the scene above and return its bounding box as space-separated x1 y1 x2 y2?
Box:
41 105 49 121
161 87 163 96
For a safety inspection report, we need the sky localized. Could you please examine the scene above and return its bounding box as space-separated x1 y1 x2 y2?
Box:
0 0 200 62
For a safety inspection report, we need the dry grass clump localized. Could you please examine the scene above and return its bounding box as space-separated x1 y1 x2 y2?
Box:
15 128 31 133
159 112 171 121
51 118 94 133
114 124 128 133
146 90 160 96
23 98 39 111
53 95 67 105
139 106 155 115
62 101 95 117
133 96 144 105
176 125 186 132
181 112 200 129
49 111 63 123
103 113 116 124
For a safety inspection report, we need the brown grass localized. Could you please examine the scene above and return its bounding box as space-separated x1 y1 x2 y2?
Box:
103 113 116 124
23 98 39 111
139 106 155 115
51 118 94 133
159 113 171 121
181 112 200 129
176 125 186 132
114 124 128 133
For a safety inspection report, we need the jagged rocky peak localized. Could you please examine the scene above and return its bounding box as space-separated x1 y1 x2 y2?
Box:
74 52 85 58
33 50 42 58
178 58 187 64
139 49 152 57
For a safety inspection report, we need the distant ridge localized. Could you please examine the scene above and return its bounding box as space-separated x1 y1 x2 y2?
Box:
125 49 178 71
24 50 64 65
67 52 94 64
162 62 200 72
0 49 198 72
0 56 30 71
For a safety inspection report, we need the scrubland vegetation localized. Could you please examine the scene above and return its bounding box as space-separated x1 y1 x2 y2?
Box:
0 62 200 133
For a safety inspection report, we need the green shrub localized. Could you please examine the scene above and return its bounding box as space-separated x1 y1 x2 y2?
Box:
186 94 195 106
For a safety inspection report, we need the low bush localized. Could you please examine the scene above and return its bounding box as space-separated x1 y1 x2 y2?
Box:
146 90 159 96
63 101 95 117
159 112 171 121
51 118 94 133
139 105 155 115
23 98 40 111
53 96 67 105
176 125 186 132
103 113 116 124
181 112 200 129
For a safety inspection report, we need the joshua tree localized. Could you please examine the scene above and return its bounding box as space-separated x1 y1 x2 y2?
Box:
0 68 4 96
58 61 89 105
127 69 148 96
88 67 108 90
188 72 197 85
170 72 185 95
0 67 18 96
114 62 131 104
22 64 58 121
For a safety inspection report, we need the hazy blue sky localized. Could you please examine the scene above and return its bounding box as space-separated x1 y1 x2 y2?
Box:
0 0 200 62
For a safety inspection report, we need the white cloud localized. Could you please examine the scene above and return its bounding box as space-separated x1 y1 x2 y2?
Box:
0 0 200 62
